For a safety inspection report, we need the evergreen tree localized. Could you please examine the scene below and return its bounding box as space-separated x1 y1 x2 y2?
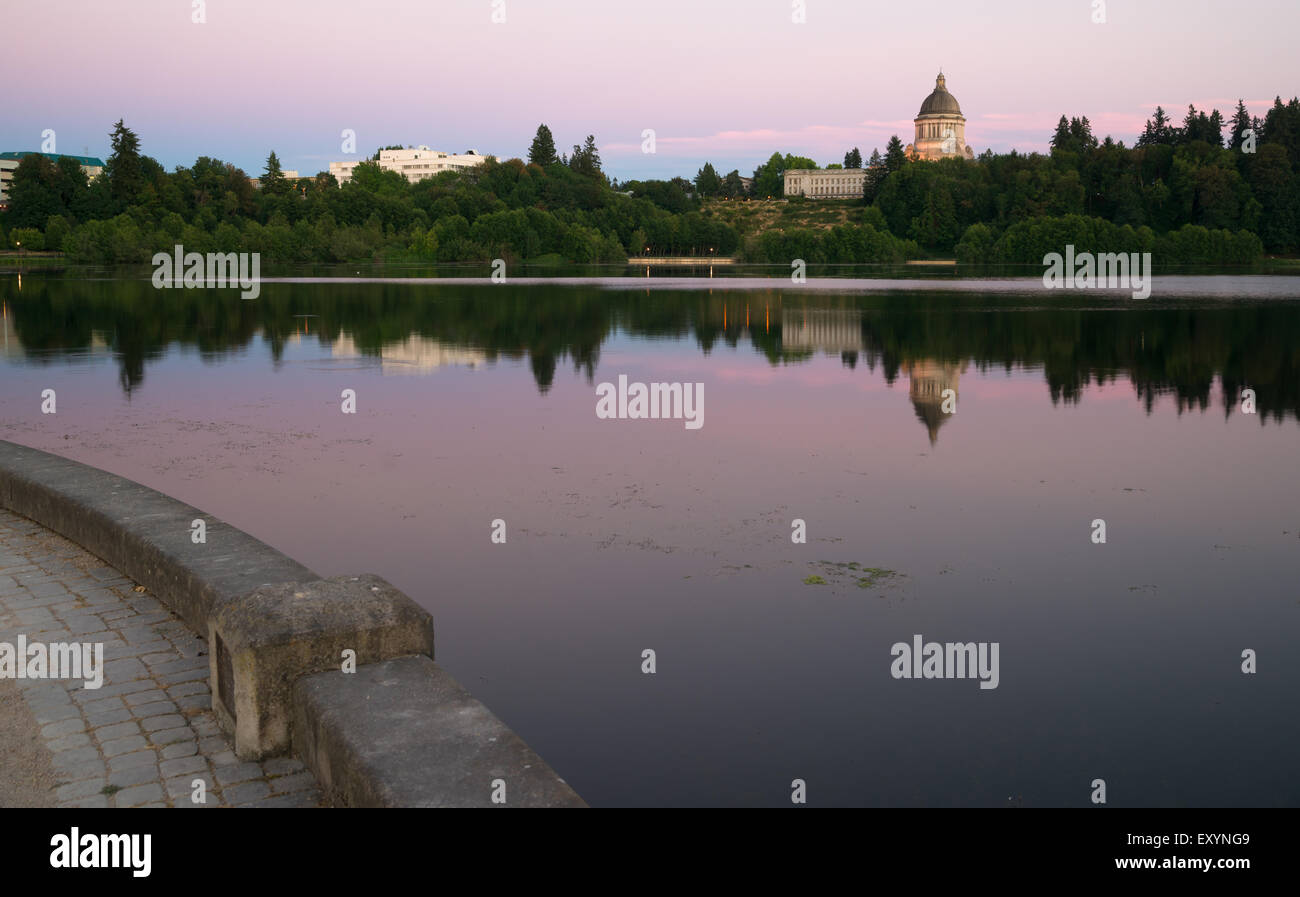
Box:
103 119 144 211
884 136 907 172
1073 116 1098 152
863 149 885 203
528 124 558 166
1181 104 1224 146
1230 99 1253 150
844 147 862 169
1051 116 1072 152
694 162 722 197
569 135 602 178
1138 106 1176 146
1262 96 1300 162
1053 116 1097 155
1208 109 1225 147
261 151 289 194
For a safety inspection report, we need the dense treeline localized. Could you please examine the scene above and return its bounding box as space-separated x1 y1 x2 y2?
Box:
3 97 1298 266
1 122 743 265
954 215 1262 265
869 100 1300 258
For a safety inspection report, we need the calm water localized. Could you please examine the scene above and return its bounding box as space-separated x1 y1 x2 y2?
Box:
2 273 1298 807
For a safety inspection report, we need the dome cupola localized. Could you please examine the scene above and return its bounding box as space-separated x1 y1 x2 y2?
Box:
918 72 962 117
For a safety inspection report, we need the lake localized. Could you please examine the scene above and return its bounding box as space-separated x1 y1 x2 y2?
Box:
2 272 1298 807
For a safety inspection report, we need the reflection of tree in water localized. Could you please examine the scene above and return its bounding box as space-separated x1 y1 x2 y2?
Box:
3 280 1298 424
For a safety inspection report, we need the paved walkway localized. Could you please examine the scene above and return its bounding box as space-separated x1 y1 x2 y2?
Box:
0 508 320 807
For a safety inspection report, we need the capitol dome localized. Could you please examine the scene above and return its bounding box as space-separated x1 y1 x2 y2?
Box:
908 71 973 161
918 72 962 116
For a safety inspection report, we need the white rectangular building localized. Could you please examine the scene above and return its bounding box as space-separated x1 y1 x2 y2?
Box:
330 146 487 185
783 168 866 199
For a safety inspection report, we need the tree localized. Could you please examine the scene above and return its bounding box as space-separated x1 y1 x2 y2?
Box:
1051 116 1098 156
103 119 144 211
1138 106 1177 146
349 160 408 195
884 136 907 172
1261 96 1300 163
1246 144 1297 251
1052 116 1072 153
751 152 786 198
528 124 558 166
1230 99 1253 151
721 169 744 198
1182 104 1224 147
48 156 89 216
45 214 72 252
844 147 862 169
863 149 885 203
694 162 722 197
9 227 44 251
569 135 602 178
909 182 959 249
7 155 61 229
261 151 289 195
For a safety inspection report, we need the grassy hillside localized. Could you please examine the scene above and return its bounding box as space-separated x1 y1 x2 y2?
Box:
701 198 866 240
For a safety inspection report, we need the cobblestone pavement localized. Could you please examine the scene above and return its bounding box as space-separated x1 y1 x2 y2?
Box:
0 508 321 808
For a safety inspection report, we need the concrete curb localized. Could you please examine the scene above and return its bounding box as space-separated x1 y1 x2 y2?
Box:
0 440 314 634
295 657 586 807
0 440 584 808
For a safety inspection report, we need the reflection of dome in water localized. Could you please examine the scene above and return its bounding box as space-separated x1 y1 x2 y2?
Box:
903 358 967 445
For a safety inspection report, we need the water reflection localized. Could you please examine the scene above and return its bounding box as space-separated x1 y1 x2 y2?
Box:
3 275 1298 806
3 278 1299 431
331 333 487 374
905 359 967 445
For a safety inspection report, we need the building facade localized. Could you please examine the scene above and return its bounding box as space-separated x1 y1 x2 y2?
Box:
0 152 105 201
783 169 865 199
906 72 974 161
782 71 975 199
329 146 486 185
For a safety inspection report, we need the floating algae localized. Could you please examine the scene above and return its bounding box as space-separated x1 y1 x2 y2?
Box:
806 560 901 591
854 567 897 588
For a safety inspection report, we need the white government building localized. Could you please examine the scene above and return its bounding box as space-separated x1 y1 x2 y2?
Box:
329 146 487 185
784 71 974 199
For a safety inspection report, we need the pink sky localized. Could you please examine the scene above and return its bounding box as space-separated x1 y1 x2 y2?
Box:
3 0 1296 180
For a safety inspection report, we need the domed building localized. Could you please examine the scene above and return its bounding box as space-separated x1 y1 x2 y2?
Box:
907 72 974 161
782 71 976 199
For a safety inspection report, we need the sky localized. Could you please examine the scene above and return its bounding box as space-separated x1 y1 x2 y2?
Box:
4 0 1297 182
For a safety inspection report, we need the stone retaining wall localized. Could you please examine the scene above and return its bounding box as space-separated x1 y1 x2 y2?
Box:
0 440 584 807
